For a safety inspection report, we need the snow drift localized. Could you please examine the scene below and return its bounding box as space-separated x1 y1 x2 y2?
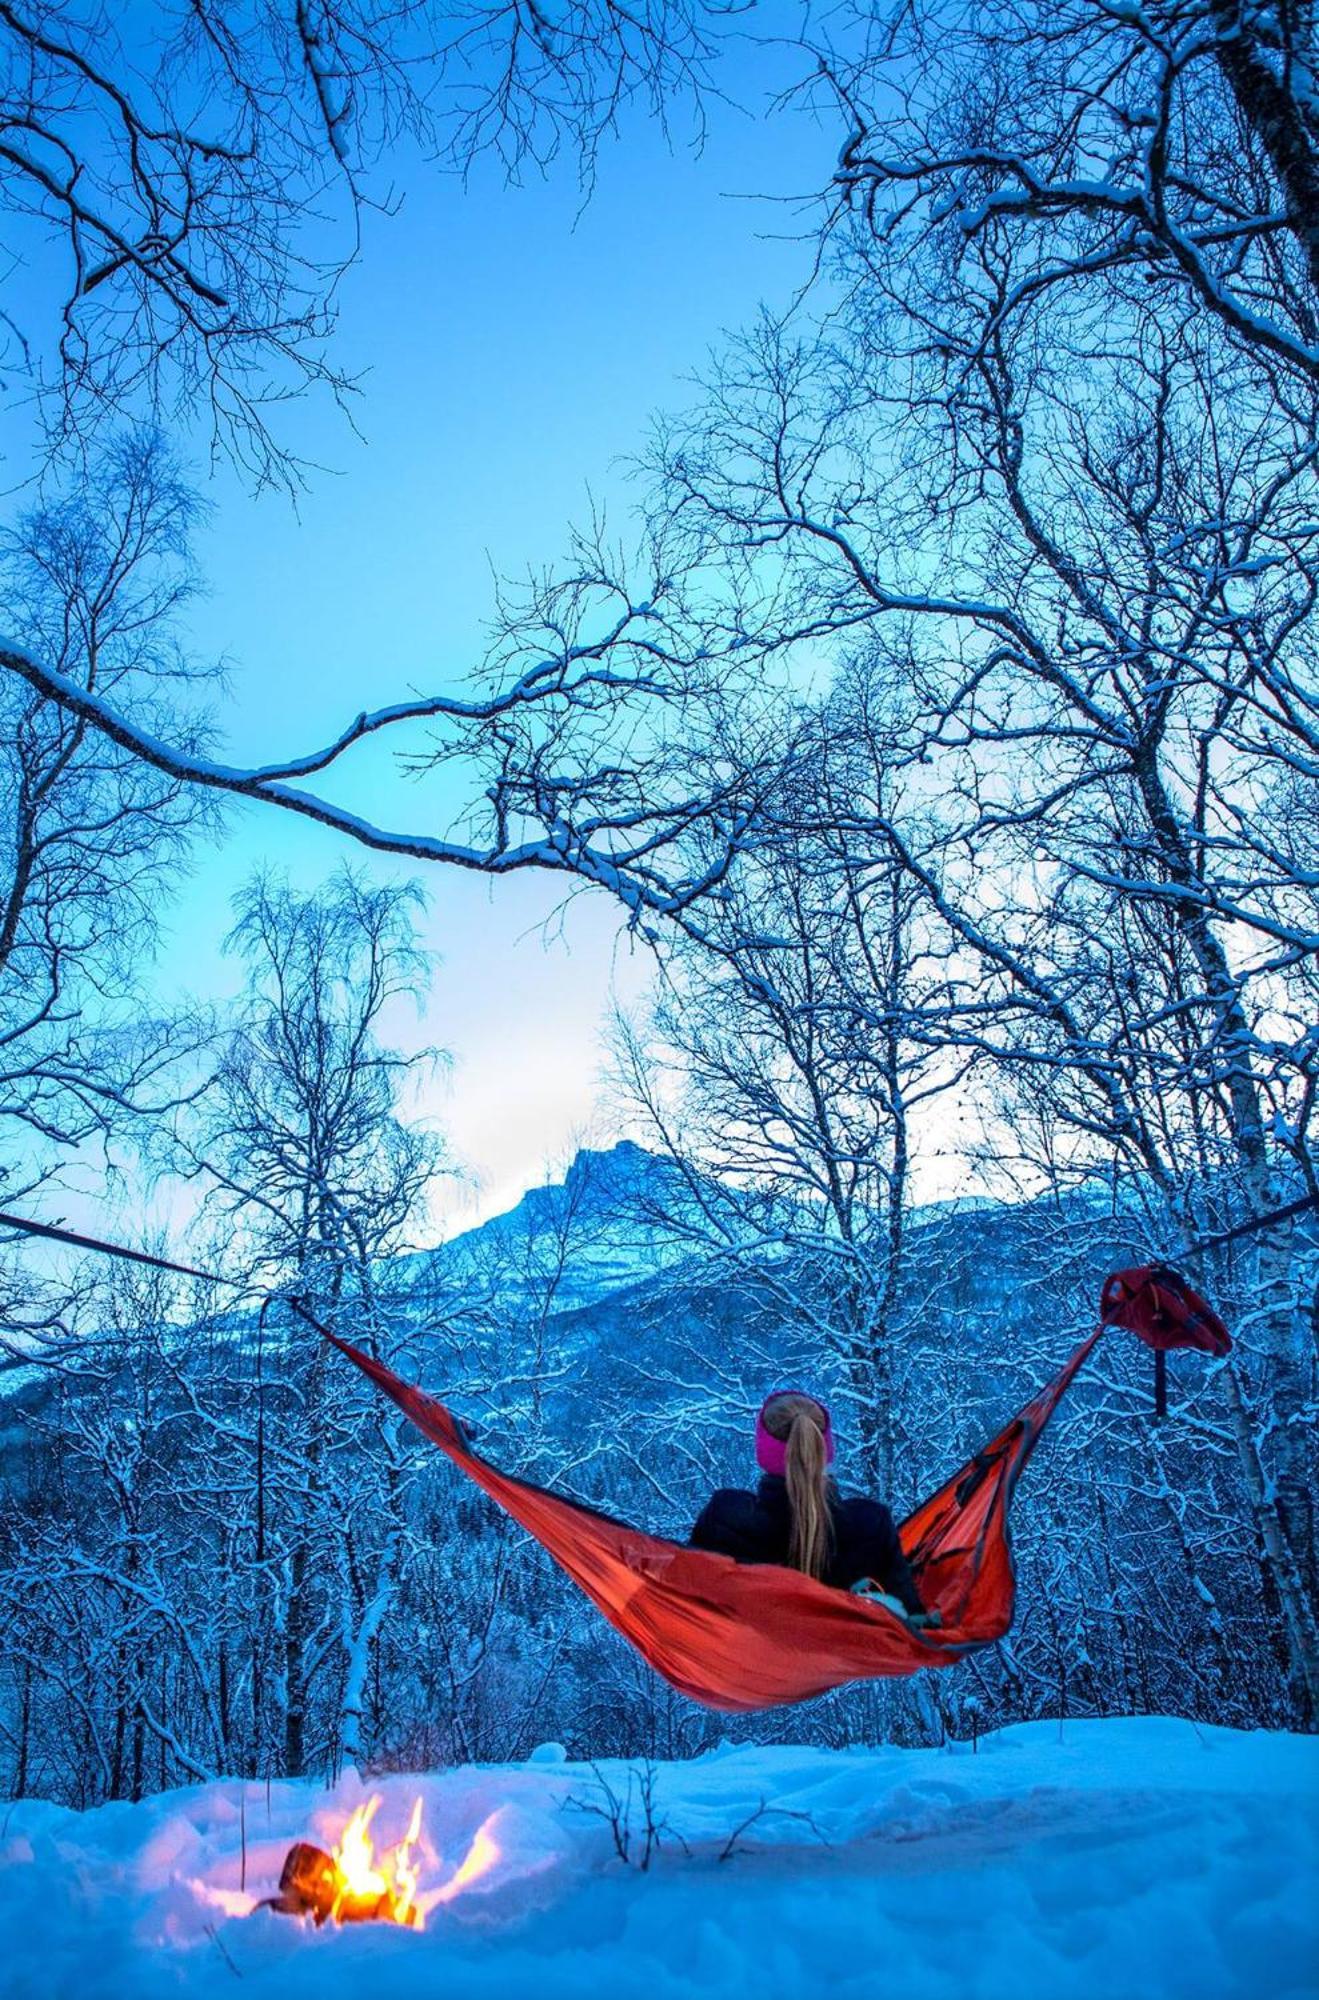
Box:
3 1718 1315 2000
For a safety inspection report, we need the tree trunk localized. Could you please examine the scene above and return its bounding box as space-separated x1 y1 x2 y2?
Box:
283 1538 311 1779
1221 1363 1319 1719
1210 0 1319 306
1134 746 1319 1721
14 1658 31 1799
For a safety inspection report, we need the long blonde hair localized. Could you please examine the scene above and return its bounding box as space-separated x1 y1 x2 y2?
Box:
762 1392 834 1580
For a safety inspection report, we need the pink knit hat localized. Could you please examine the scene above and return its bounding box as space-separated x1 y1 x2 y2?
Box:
755 1390 836 1475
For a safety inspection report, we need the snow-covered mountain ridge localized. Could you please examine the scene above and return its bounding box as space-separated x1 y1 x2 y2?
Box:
397 1139 1122 1329
396 1140 702 1314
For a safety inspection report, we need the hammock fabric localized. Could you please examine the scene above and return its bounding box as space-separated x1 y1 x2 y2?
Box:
316 1265 1229 1714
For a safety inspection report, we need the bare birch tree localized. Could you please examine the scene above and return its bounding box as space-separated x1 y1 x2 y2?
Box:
1 0 723 483
178 869 443 1777
612 685 968 1490
604 0 1319 1712
0 431 210 1361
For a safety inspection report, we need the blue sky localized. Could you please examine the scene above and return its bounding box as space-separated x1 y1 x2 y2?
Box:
139 31 837 1232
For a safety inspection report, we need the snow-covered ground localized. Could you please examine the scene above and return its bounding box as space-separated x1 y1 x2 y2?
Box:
8 1719 1316 2000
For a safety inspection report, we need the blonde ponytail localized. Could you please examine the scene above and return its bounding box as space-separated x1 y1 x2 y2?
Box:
763 1393 834 1581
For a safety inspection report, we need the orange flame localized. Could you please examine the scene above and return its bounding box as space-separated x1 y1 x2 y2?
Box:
331 1794 426 1928
427 1817 501 1909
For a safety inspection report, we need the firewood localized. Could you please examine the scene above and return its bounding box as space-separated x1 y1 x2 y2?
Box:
269 1841 341 1923
261 1839 411 1925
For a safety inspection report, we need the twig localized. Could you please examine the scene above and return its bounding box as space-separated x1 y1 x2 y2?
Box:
205 1923 243 1979
717 1798 831 1863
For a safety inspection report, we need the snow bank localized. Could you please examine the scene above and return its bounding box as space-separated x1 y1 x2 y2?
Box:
5 1719 1316 2000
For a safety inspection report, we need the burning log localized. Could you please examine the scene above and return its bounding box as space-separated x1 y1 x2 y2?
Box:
262 1796 424 1927
269 1841 349 1923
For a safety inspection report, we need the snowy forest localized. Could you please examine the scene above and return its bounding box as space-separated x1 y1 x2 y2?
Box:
1 0 1317 1868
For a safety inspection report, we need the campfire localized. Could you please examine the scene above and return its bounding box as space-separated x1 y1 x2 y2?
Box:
268 1794 426 1927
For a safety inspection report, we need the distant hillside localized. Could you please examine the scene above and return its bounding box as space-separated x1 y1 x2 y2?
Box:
396 1140 706 1315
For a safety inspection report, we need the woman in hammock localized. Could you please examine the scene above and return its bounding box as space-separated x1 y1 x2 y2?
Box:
690 1390 941 1626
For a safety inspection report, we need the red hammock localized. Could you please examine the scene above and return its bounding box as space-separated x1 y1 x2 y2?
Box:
316 1264 1229 1713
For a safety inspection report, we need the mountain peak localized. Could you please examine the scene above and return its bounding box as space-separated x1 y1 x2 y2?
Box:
417 1139 691 1314
562 1137 654 1191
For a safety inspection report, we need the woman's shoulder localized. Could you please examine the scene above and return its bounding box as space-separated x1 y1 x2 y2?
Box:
834 1491 898 1532
700 1485 760 1518
690 1483 777 1557
693 1485 759 1525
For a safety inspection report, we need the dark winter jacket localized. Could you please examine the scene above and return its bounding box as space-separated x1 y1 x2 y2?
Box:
689 1475 925 1613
